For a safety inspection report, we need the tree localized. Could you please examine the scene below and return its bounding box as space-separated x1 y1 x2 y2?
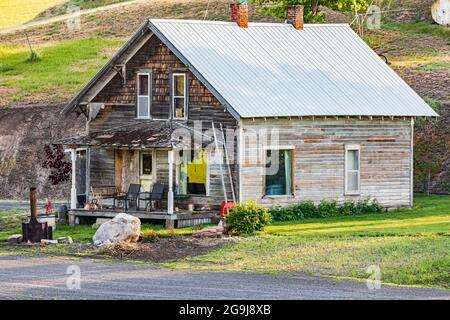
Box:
42 144 72 185
252 0 368 23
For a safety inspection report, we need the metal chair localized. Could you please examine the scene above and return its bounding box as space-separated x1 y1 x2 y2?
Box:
114 184 141 211
139 182 165 211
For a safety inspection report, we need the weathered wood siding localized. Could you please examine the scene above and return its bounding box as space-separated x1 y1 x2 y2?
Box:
84 35 238 206
239 118 412 208
89 149 115 187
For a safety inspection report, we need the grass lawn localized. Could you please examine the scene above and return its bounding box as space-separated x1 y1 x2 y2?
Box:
167 195 450 289
0 0 64 28
0 221 199 243
0 37 124 105
0 195 448 288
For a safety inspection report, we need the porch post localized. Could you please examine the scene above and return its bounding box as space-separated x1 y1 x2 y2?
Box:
167 150 174 214
70 148 77 210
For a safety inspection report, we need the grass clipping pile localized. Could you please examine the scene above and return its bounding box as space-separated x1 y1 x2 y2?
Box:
101 232 228 262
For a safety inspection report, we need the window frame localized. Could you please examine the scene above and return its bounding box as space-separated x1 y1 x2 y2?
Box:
263 146 295 198
136 71 151 119
171 73 187 120
344 144 361 195
139 151 155 178
175 149 210 196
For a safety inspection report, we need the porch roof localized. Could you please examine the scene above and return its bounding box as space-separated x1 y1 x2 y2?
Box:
61 121 207 149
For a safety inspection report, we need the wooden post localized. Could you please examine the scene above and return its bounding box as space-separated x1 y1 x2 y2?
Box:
30 187 37 222
168 150 174 214
71 148 77 210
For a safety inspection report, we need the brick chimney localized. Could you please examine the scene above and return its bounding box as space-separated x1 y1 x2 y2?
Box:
287 5 304 30
230 3 248 28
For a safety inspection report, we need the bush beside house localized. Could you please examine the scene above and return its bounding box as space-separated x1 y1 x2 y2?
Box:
226 200 272 235
269 199 384 222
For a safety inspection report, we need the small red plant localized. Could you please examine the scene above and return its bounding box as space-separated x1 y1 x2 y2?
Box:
42 144 72 185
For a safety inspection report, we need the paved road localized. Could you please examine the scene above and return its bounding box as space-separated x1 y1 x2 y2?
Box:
0 255 448 300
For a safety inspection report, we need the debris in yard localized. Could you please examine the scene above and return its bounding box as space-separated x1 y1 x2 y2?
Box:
192 225 224 238
40 239 58 245
102 236 227 262
93 213 141 245
7 234 23 244
57 236 73 244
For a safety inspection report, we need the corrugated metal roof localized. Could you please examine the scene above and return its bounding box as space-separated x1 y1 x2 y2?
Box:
149 19 438 118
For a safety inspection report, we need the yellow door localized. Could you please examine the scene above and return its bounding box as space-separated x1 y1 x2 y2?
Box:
139 151 155 192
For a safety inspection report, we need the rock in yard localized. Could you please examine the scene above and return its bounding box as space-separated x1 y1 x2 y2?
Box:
57 236 73 244
7 234 22 244
93 213 141 245
192 226 224 238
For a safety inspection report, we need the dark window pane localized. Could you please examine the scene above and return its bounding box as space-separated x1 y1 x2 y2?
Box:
174 74 185 96
139 74 149 96
265 150 291 196
141 153 152 175
174 98 185 118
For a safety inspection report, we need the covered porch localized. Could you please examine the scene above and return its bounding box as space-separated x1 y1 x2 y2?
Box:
62 121 225 228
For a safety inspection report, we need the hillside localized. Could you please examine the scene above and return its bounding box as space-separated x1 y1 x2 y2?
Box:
0 0 448 198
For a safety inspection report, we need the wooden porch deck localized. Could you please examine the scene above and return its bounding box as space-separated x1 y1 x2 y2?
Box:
69 209 218 228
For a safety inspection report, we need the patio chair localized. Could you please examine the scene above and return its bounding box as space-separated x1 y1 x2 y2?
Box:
114 183 141 211
139 182 165 211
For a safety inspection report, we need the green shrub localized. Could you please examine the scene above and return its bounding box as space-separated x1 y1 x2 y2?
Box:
269 198 384 221
296 201 320 219
227 200 272 235
270 204 296 221
318 199 339 218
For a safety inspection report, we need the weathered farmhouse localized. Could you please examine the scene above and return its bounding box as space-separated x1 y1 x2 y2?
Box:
62 4 437 227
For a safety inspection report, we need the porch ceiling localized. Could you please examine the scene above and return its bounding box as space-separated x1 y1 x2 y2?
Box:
60 121 199 149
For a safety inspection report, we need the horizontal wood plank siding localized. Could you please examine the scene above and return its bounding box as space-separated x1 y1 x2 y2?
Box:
240 118 412 208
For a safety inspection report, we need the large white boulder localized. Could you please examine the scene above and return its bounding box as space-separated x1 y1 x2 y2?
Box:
93 213 141 245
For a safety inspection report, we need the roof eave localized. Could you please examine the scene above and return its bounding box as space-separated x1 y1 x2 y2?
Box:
148 20 242 122
61 20 151 116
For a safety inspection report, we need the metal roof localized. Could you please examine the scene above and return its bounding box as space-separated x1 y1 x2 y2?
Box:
149 19 438 118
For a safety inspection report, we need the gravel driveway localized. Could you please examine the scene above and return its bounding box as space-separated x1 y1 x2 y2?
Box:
0 255 448 300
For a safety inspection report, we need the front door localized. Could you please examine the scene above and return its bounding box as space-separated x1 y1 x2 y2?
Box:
139 151 155 192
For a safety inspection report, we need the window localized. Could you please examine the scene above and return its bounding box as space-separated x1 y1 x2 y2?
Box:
345 145 360 194
178 149 208 195
265 149 293 196
137 72 150 118
140 152 153 176
172 73 187 119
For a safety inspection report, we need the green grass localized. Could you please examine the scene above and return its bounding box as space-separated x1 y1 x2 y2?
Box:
0 37 124 104
0 220 202 243
0 0 64 28
265 195 450 237
382 21 450 41
167 195 450 289
1 196 448 288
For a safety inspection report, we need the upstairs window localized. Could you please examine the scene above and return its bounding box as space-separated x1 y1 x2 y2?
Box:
265 149 294 196
137 72 150 118
172 73 187 119
345 145 360 194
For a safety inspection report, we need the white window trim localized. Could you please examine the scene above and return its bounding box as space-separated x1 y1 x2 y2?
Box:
344 144 361 195
172 73 187 120
136 72 151 119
